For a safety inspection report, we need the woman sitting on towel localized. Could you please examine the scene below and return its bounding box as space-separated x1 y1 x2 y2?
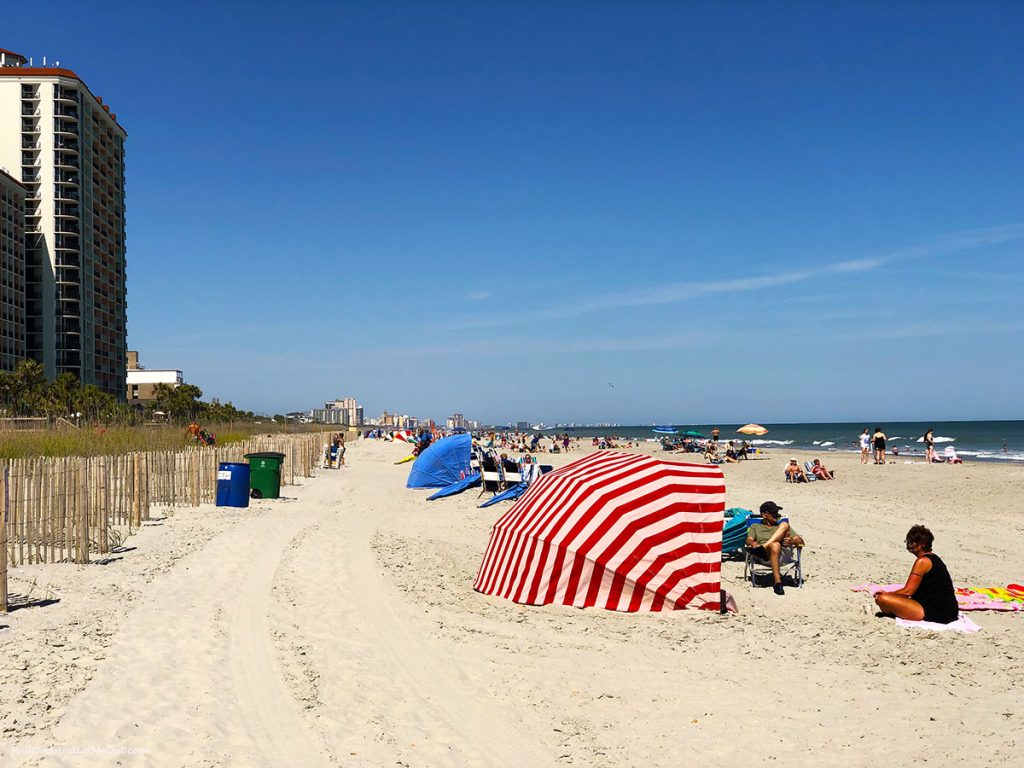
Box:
874 525 958 624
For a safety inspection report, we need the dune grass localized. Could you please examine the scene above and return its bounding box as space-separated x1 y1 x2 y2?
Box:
0 422 327 459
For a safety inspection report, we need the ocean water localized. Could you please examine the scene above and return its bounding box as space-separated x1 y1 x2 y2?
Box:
534 421 1024 464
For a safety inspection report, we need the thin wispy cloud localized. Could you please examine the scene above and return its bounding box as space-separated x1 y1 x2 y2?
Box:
833 319 1024 342
464 290 492 301
436 222 1024 332
358 313 1024 361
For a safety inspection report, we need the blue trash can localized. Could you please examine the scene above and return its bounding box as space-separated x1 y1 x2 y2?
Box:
216 462 250 508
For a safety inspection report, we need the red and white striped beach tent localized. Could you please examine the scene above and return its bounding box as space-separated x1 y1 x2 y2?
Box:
393 429 416 443
475 452 725 612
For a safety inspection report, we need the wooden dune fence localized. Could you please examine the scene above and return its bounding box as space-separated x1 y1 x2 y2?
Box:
0 431 334 612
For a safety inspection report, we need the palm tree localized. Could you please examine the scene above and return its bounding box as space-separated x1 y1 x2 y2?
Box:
0 370 16 415
44 371 79 420
13 359 46 415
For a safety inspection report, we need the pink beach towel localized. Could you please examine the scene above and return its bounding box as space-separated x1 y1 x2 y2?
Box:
851 583 1024 612
895 613 981 633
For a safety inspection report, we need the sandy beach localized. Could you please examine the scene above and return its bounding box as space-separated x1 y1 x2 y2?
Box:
1 438 1022 767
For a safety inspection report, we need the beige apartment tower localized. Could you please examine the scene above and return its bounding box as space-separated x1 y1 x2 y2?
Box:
0 47 127 397
0 166 26 371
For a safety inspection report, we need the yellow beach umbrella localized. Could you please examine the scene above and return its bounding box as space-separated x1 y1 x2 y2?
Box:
736 423 768 436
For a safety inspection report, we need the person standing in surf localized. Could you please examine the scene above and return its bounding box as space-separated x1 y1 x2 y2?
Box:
859 428 871 464
923 428 936 464
872 426 887 464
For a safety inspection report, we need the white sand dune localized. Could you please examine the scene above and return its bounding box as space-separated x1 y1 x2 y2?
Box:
1 440 1022 766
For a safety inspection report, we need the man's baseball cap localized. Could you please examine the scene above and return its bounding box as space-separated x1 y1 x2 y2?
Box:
759 501 784 516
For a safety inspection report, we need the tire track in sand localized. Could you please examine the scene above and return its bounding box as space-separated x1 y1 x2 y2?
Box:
13 506 330 768
290 463 553 767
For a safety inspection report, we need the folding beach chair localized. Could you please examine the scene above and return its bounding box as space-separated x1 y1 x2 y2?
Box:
943 446 963 464
721 508 752 560
503 467 523 486
744 544 804 588
478 450 504 496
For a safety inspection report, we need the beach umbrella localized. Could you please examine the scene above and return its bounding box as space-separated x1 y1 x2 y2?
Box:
474 452 726 612
736 424 768 436
681 430 705 438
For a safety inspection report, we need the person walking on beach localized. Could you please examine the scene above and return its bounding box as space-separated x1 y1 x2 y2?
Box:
874 525 958 624
337 433 346 467
872 426 887 464
923 428 936 464
859 428 871 464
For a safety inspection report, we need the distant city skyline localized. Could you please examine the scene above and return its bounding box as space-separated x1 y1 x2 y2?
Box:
4 2 1022 422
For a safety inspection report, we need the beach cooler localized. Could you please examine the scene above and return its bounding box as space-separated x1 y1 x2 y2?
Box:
216 462 250 508
244 452 286 499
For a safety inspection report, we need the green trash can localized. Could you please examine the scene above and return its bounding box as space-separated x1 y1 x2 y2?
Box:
244 452 286 499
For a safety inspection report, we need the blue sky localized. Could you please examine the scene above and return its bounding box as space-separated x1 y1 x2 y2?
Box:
9 2 1023 423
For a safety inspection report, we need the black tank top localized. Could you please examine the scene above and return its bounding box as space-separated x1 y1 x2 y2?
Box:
914 553 958 624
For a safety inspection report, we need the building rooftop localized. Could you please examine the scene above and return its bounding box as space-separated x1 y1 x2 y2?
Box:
0 47 127 136
0 48 27 63
0 166 26 189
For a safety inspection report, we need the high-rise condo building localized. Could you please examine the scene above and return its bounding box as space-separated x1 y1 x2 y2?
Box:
0 165 26 371
0 47 127 397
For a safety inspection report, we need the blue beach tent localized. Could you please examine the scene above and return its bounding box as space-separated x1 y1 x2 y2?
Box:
427 472 481 500
407 433 473 489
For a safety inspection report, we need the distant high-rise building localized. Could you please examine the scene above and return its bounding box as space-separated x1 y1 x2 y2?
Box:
0 166 26 371
0 47 127 397
324 396 361 426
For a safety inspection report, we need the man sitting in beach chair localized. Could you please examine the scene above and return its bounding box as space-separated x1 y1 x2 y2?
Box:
745 501 805 595
785 459 809 483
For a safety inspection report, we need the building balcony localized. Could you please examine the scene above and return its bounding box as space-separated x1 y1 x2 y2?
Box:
55 173 79 186
54 107 79 119
21 106 41 117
